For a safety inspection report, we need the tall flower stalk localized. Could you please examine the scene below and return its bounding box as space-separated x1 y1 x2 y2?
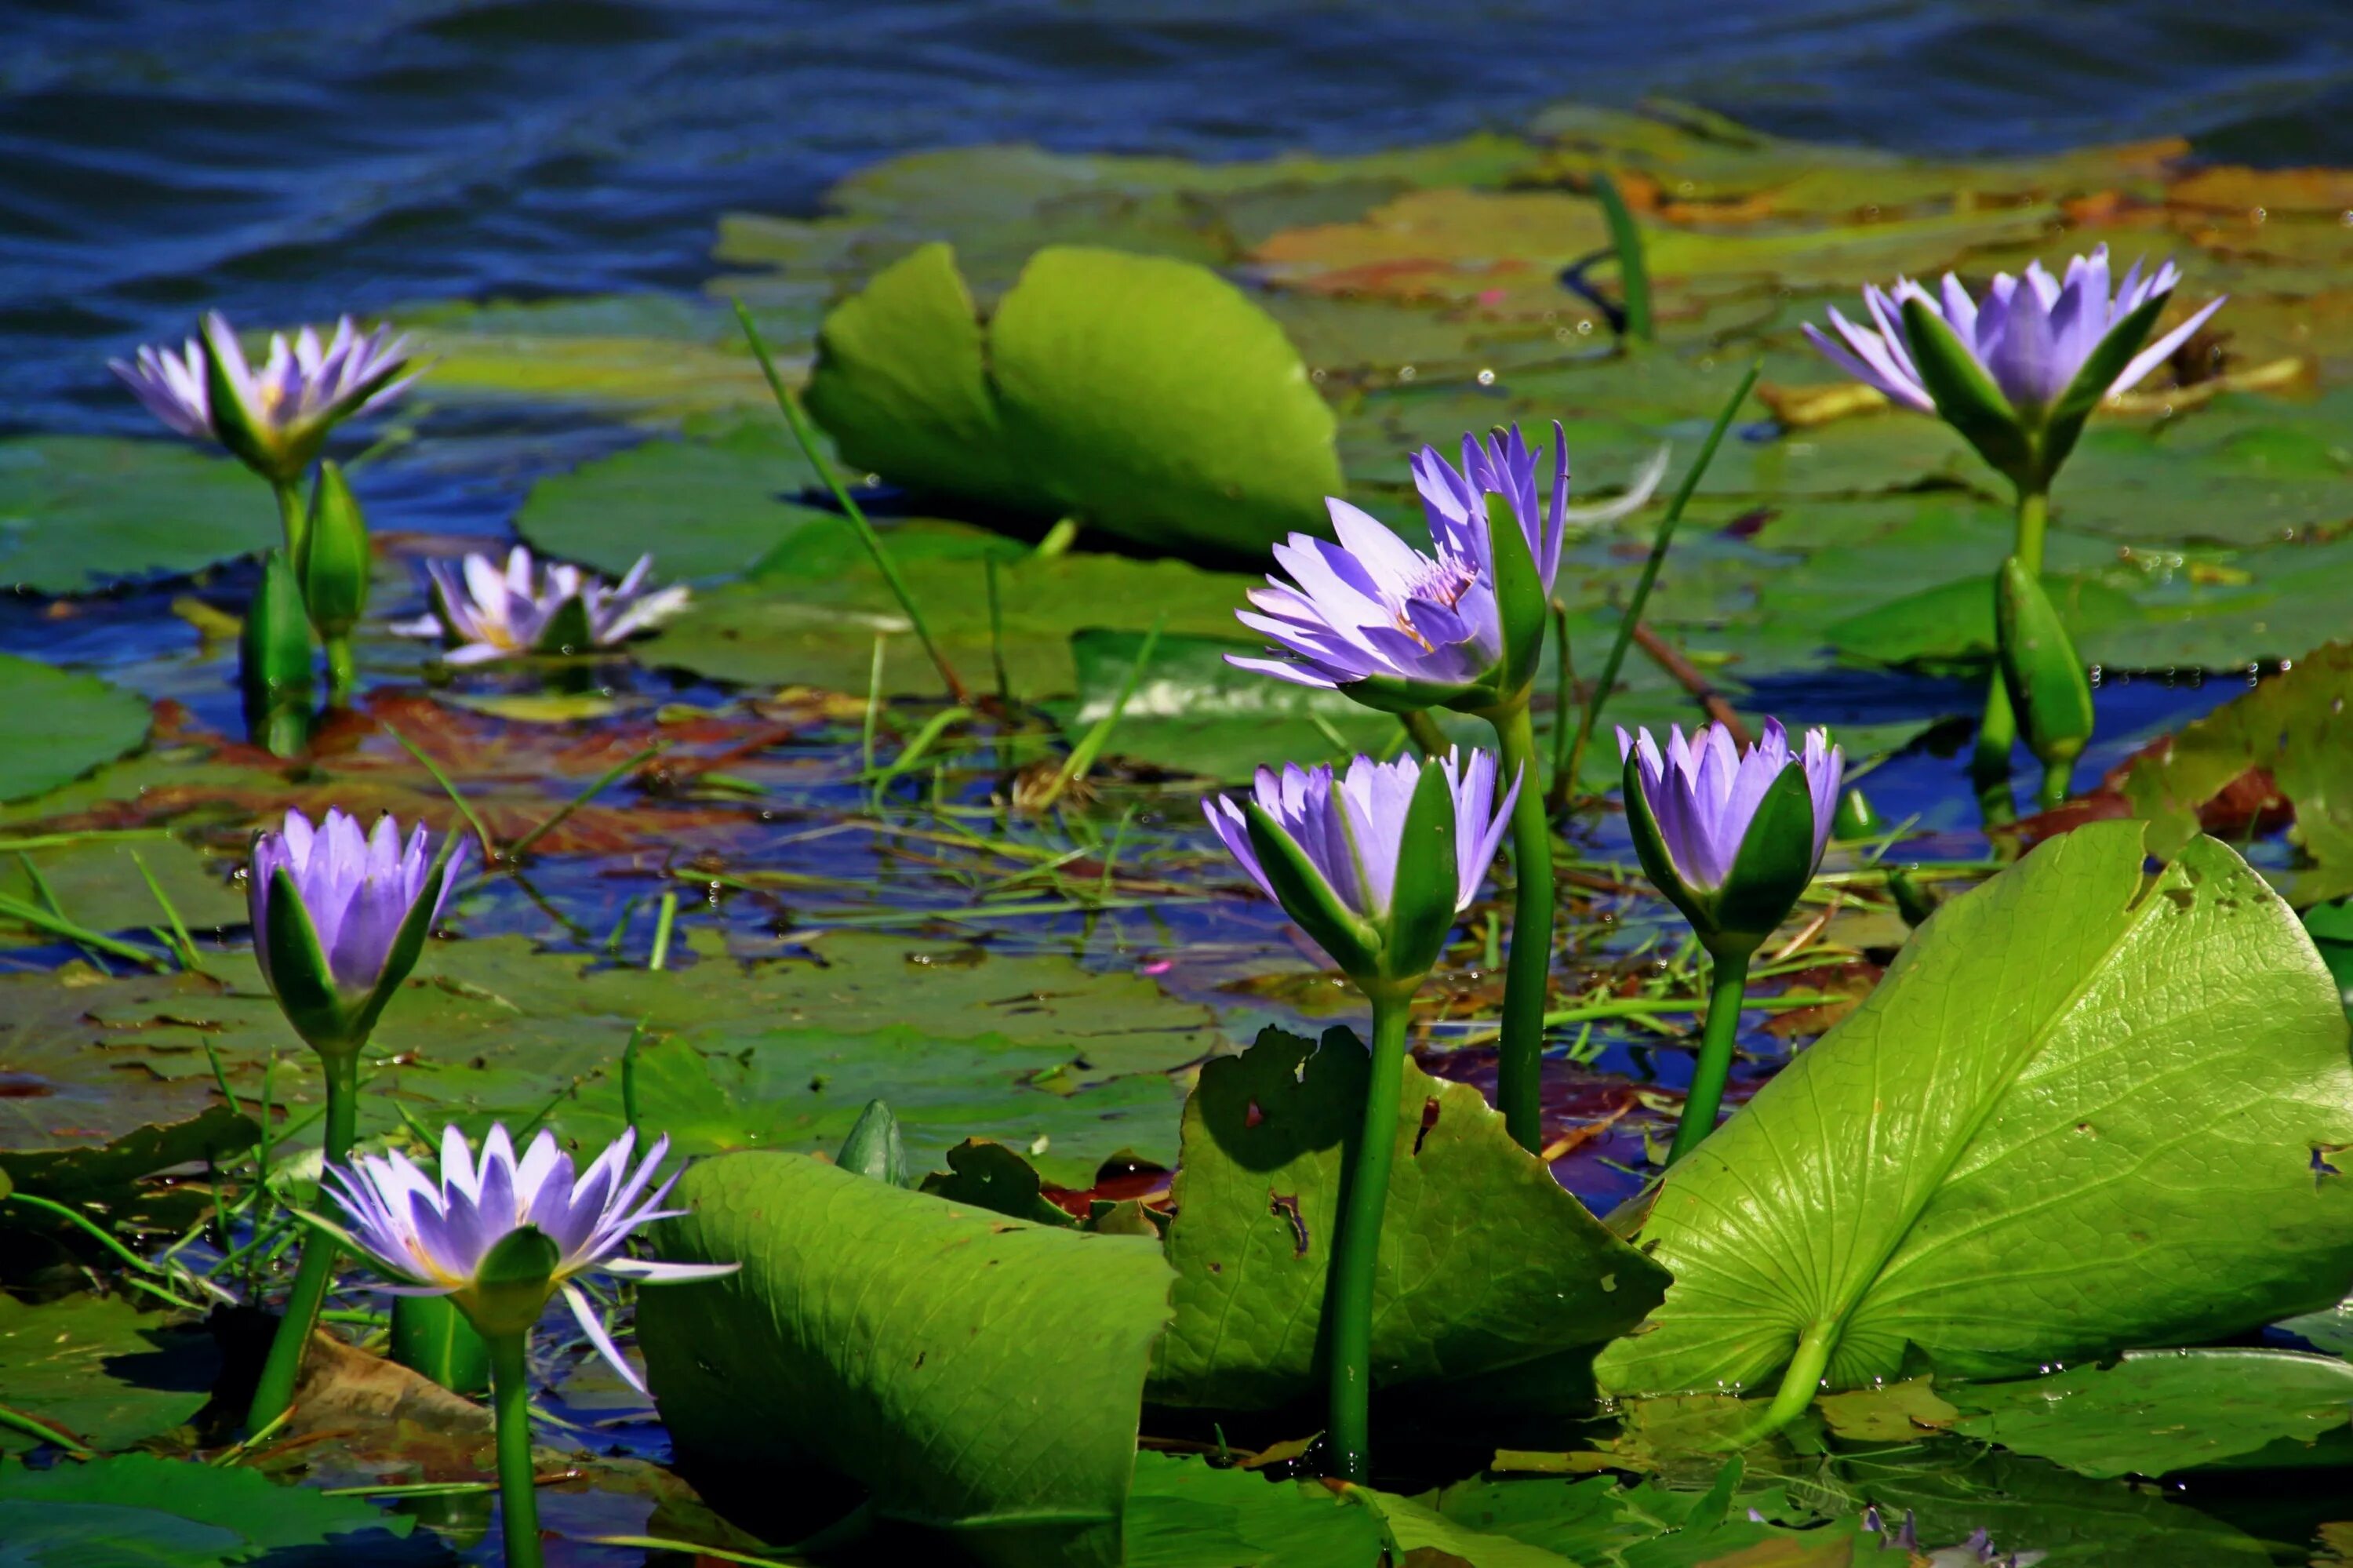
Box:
1206 750 1518 1479
1619 722 1841 1165
323 1126 736 1568
1232 426 1657 1151
1806 249 2220 817
243 809 464 1433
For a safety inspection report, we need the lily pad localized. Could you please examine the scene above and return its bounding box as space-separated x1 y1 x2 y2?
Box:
803 242 1342 558
0 438 275 595
512 420 835 580
0 837 240 948
1125 1453 1384 1568
1596 823 2353 1399
638 1151 1174 1568
0 656 151 804
1944 1348 2353 1479
1149 1026 1670 1410
0 1453 427 1562
2119 641 2353 905
0 1295 215 1455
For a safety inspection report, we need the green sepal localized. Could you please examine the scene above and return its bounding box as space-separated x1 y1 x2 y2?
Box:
1243 800 1382 981
1709 762 1822 954
296 460 372 639
837 1098 907 1185
261 864 354 1053
341 831 461 1047
1378 757 1462 984
200 316 293 482
460 1226 561 1339
1621 748 1716 941
533 595 595 657
1995 555 2096 772
2040 289 2169 479
238 550 315 708
1340 671 1496 717
1900 296 2036 491
1483 485 1548 702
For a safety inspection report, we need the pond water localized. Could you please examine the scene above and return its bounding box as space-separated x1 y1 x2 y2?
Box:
5 3 2352 1566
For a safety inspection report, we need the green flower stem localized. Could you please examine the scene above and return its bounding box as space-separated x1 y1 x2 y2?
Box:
1972 486 2046 824
323 635 358 706
1328 988 1412 1483
1666 950 1750 1167
489 1330 546 1568
244 1048 358 1434
273 478 307 562
1489 701 1553 1155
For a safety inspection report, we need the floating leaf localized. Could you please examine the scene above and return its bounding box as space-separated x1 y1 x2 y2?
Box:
0 1453 427 1561
0 657 151 805
0 1295 215 1455
1150 1026 1670 1410
1124 1453 1383 1568
0 438 275 595
1944 1348 2353 1479
0 837 240 948
2119 642 2353 905
1597 823 2353 1401
638 1151 1173 1568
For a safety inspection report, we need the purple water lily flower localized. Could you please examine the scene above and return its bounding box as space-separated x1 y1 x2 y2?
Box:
251 807 464 1002
111 313 420 482
328 1124 737 1392
1805 246 2222 416
1862 1506 2046 1567
1205 748 1518 980
1618 720 1842 896
1231 425 1665 704
395 546 689 664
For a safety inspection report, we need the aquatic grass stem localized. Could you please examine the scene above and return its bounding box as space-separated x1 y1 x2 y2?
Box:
1487 701 1551 1154
1591 172 1653 346
1328 989 1412 1482
489 1330 545 1568
1667 951 1750 1167
733 300 969 704
245 1048 359 1433
1566 363 1758 789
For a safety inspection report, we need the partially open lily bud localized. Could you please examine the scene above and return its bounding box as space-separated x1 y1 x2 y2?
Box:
249 808 464 1055
296 460 371 642
1619 720 1842 959
1995 556 2096 804
1203 749 1519 996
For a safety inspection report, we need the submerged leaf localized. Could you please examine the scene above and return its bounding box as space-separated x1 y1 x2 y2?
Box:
1597 822 2353 1400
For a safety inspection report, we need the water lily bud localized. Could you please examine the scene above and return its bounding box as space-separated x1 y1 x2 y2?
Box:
238 550 314 711
328 1125 738 1386
1995 556 2095 795
249 807 464 1055
296 460 371 641
838 1098 907 1184
1619 719 1843 959
1204 749 1519 995
1831 784 1882 841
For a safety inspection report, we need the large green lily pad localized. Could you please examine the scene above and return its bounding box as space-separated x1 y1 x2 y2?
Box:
1150 1027 1671 1409
1126 1453 1384 1568
0 1453 426 1562
1944 1348 2353 1479
0 438 275 595
2120 641 2353 906
0 657 151 804
1597 824 2353 1399
638 1151 1174 1568
0 1295 214 1455
804 243 1342 558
